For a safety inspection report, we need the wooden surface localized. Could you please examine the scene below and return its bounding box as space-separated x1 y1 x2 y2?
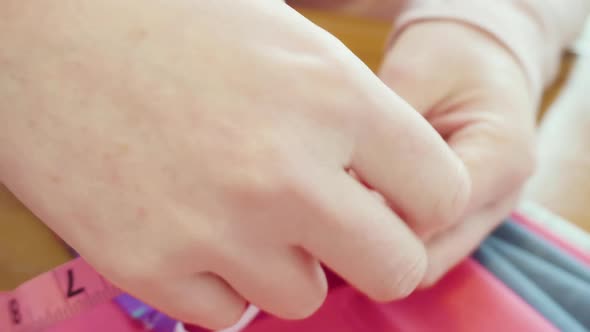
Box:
0 10 587 290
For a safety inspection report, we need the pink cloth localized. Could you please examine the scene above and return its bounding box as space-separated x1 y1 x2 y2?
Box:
239 261 556 332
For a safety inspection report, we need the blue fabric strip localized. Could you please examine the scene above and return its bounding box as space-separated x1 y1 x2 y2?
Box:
486 236 590 328
493 219 590 283
474 242 588 332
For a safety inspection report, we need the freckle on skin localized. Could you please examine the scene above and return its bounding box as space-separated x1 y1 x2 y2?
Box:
128 28 148 43
137 207 147 219
117 144 130 156
49 175 62 183
27 119 37 129
103 144 129 162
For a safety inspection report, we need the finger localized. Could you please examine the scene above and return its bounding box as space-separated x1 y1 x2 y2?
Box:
380 30 535 215
300 170 428 302
217 245 327 320
444 118 535 213
379 46 450 116
421 190 521 288
350 89 470 238
185 305 260 332
147 273 247 330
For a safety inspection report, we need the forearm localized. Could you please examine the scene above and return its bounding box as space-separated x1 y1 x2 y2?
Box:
392 0 590 99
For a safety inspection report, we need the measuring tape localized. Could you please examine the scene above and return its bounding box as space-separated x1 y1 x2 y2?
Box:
0 258 192 332
0 258 258 332
0 258 122 331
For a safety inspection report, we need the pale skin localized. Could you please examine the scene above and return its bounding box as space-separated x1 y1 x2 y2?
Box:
0 0 539 329
381 22 535 285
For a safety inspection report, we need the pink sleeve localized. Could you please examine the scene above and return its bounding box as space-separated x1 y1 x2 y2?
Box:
391 0 590 98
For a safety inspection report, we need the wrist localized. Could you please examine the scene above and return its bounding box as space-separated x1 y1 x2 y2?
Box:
384 20 535 119
389 21 530 88
390 1 555 100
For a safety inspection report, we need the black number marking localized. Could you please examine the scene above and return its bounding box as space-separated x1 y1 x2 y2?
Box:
66 269 85 298
8 298 21 325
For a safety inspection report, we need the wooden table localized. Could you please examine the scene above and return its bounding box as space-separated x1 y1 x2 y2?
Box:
0 10 587 290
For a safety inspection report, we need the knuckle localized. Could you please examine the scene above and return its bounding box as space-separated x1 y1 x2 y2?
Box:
95 253 162 288
296 47 349 85
434 161 472 228
373 249 428 302
307 51 375 113
226 146 300 204
250 168 301 203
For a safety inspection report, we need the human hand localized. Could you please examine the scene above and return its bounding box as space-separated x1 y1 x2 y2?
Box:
379 22 536 286
0 1 468 329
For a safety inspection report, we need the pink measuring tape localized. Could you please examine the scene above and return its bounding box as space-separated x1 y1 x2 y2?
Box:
0 259 122 332
0 258 256 332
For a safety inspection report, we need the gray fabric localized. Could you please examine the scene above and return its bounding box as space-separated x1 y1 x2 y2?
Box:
487 236 590 328
474 242 588 332
493 220 590 283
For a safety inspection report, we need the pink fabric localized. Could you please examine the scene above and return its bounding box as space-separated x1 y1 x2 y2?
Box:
43 302 146 332
391 0 590 99
240 260 557 332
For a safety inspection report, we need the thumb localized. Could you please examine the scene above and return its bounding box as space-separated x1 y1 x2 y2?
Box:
378 46 452 116
378 22 465 116
445 115 535 213
383 46 534 214
379 22 535 216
